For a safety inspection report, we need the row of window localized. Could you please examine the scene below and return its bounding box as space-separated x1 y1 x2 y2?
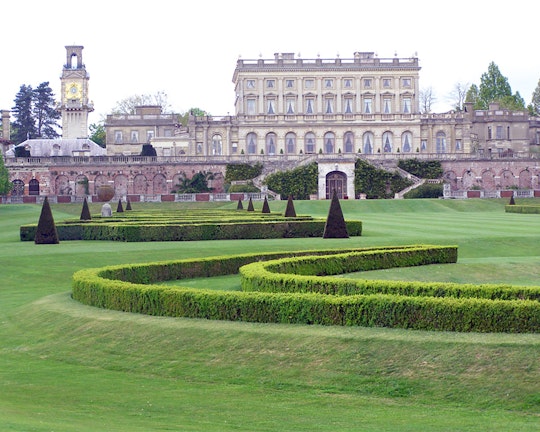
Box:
204 131 457 155
113 129 173 143
246 96 413 116
244 77 413 91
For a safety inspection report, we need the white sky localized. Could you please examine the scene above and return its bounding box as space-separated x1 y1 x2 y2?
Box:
2 0 539 126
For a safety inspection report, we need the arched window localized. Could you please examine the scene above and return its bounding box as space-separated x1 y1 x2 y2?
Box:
29 178 40 196
266 133 277 155
285 132 296 154
324 132 335 153
436 131 446 153
12 179 24 196
401 131 413 152
344 132 354 153
383 132 393 153
212 134 223 155
246 133 257 154
363 132 374 154
305 132 316 154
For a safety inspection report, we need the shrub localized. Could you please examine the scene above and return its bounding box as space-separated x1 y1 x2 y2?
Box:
261 196 271 213
354 159 413 199
116 199 124 213
225 163 263 182
323 191 349 238
80 197 91 220
35 196 59 244
404 183 444 199
398 159 443 178
284 195 297 218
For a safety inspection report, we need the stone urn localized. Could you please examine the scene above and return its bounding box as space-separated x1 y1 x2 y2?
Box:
96 185 115 202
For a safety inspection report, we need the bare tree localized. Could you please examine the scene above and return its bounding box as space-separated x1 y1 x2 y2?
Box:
419 87 436 114
448 82 470 111
112 91 171 115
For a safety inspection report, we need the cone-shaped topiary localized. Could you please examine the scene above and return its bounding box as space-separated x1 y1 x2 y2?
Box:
284 195 297 218
261 196 271 213
116 199 124 213
35 196 60 244
509 195 515 205
236 198 243 210
247 197 254 212
323 190 349 238
126 198 132 211
80 197 91 221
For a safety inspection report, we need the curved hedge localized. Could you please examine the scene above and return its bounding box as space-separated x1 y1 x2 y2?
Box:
72 245 540 333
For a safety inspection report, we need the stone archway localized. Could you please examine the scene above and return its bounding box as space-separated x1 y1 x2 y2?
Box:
325 171 347 199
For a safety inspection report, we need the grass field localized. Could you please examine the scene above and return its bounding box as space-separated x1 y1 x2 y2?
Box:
1 198 539 431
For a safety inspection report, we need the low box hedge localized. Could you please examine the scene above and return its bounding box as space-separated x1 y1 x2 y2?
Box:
72 245 540 333
505 205 540 214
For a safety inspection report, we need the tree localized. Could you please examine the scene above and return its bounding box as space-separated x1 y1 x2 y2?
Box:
0 155 13 196
178 107 210 126
448 82 469 111
476 62 525 110
112 91 171 115
89 122 106 147
11 84 36 144
33 82 61 138
419 87 436 114
465 84 480 107
529 79 540 116
11 82 60 144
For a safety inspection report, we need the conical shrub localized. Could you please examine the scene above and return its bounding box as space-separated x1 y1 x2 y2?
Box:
236 198 243 210
35 196 60 244
509 195 515 205
80 197 91 220
323 190 349 239
116 199 124 213
261 196 271 213
284 195 297 218
247 197 254 212
126 198 132 211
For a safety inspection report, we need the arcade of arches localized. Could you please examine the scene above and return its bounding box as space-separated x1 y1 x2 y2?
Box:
6 160 540 198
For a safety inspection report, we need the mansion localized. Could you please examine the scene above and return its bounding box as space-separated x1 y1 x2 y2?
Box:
2 48 540 200
106 52 540 159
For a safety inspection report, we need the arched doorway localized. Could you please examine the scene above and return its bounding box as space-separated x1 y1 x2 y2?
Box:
326 171 347 199
29 179 40 196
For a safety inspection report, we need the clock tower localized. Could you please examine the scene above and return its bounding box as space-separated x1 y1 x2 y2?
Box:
59 45 94 139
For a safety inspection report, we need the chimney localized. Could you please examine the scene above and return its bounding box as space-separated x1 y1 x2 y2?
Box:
1 110 10 141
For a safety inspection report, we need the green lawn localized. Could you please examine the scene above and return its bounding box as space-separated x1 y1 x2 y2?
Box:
1 198 539 431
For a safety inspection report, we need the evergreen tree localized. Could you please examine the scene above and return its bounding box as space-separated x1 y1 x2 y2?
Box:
261 196 270 213
236 198 243 210
323 190 349 239
0 155 13 196
125 198 132 210
11 82 60 143
11 84 36 144
35 197 59 244
33 82 61 138
80 197 91 220
284 195 297 218
529 79 540 116
247 197 254 211
116 199 124 213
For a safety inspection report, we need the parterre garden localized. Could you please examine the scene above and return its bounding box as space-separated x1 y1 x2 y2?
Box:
2 198 540 431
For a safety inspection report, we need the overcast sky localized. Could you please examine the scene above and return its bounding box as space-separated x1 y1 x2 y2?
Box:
2 0 539 126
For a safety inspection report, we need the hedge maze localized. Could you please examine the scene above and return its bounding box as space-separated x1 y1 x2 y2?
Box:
72 244 540 333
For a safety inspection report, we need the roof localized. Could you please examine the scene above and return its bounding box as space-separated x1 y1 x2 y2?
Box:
6 138 106 157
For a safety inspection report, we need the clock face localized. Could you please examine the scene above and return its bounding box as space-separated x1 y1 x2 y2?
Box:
66 82 81 100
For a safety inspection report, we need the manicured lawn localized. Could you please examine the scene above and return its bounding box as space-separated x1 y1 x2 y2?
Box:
1 198 539 431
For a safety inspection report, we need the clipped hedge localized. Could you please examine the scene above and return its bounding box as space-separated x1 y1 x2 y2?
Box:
20 208 362 242
72 245 540 333
505 205 540 214
22 219 362 242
